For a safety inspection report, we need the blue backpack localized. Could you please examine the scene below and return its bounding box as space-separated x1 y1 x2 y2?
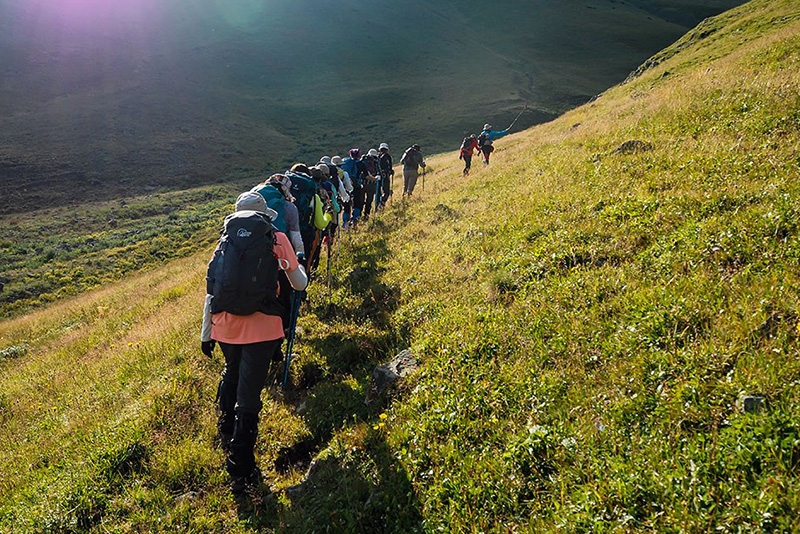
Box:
285 171 318 235
252 183 288 234
341 157 359 185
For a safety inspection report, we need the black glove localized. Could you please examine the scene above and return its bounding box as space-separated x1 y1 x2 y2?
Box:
201 340 216 358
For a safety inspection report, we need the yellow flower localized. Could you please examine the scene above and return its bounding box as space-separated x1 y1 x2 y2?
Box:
379 413 388 420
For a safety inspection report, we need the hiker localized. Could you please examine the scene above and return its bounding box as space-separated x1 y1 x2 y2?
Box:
478 123 509 165
342 148 368 226
361 148 381 219
201 190 308 495
331 155 353 226
251 174 305 333
251 174 304 255
459 134 480 175
286 163 332 274
309 164 338 272
400 144 426 196
320 156 350 209
377 142 393 207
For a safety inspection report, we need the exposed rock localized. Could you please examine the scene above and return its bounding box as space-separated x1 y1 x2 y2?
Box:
365 349 419 405
738 394 767 414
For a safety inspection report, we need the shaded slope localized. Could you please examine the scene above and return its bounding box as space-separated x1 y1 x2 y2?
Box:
0 0 743 214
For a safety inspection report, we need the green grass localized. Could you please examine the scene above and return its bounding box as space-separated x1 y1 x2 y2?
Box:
2 0 800 531
0 182 251 318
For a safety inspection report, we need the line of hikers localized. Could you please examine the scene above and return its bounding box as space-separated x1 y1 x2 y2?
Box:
199 142 427 495
198 112 522 495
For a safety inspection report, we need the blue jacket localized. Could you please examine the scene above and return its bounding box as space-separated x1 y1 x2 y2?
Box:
481 128 509 141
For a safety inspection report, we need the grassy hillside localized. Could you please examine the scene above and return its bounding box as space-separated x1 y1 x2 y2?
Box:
0 0 742 215
2 0 800 531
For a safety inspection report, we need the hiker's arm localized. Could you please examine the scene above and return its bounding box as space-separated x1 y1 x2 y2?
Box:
285 264 307 291
313 195 332 230
200 294 213 342
289 231 304 254
341 171 353 193
283 204 305 254
338 180 350 203
275 233 308 291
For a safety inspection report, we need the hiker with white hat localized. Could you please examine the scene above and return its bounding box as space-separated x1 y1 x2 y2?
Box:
201 190 308 496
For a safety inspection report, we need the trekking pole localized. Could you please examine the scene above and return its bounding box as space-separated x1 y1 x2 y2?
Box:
422 166 426 192
374 175 381 212
326 231 333 306
506 103 528 131
282 289 303 388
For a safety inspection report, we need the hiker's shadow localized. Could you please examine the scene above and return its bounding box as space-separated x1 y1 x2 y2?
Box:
259 229 422 530
279 429 424 533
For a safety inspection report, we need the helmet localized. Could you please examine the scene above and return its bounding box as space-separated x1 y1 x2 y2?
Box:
349 148 360 158
317 163 331 177
331 155 343 165
412 144 420 151
483 123 492 130
379 142 389 151
469 133 476 139
368 148 379 157
320 155 332 165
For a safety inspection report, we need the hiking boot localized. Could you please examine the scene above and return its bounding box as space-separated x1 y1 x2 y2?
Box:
230 466 263 495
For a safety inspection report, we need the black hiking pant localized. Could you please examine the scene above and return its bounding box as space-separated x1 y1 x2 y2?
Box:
217 339 282 477
361 180 377 218
380 172 392 204
462 154 473 174
353 181 376 221
481 145 494 163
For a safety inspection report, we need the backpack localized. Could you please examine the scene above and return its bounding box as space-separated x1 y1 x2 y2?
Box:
206 211 281 316
251 183 288 234
285 171 318 235
460 137 473 151
341 157 359 185
477 132 491 148
363 156 378 178
378 152 393 175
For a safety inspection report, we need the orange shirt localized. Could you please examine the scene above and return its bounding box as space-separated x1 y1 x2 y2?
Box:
211 231 299 344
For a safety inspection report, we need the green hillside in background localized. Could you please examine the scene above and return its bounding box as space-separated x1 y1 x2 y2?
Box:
0 0 742 215
1 0 800 531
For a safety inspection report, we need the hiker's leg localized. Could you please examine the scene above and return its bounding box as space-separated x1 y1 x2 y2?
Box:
363 182 375 218
464 155 472 175
381 174 391 203
227 339 281 478
217 342 242 448
352 183 365 223
406 169 419 195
